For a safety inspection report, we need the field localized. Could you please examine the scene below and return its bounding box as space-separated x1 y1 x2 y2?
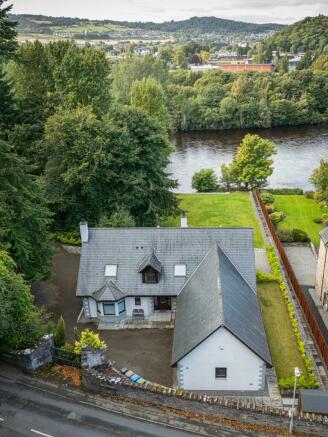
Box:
274 195 326 246
160 193 264 248
257 282 307 379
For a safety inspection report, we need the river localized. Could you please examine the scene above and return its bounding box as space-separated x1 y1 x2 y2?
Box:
168 124 328 193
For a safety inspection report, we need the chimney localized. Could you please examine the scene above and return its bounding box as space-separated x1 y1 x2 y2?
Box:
181 211 188 228
80 220 89 243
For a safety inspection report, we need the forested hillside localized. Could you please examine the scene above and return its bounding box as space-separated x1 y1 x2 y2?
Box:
259 15 328 53
11 13 283 36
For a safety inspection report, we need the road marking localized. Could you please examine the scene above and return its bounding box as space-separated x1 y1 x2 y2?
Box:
30 429 54 437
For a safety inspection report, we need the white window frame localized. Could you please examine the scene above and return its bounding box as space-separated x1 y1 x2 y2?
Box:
174 264 186 277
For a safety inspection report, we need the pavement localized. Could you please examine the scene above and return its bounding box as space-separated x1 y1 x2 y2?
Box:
0 363 282 437
254 248 272 274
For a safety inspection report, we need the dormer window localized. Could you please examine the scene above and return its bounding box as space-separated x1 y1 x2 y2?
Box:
138 250 162 284
105 264 117 277
142 266 159 284
174 264 186 277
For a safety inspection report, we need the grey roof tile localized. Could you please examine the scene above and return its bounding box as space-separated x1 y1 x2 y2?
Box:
172 244 272 366
92 280 126 301
138 250 162 273
320 227 328 245
76 227 256 298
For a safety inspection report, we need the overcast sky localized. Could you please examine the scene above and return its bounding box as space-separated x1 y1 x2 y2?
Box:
11 0 328 24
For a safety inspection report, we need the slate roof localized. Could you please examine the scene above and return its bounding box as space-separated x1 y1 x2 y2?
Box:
171 244 272 366
138 250 162 273
299 389 328 414
76 227 256 298
92 280 126 301
319 227 328 246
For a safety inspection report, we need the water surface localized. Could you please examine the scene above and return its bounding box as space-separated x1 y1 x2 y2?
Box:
168 125 328 192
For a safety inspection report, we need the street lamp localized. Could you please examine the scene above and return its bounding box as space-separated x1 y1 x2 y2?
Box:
289 367 301 435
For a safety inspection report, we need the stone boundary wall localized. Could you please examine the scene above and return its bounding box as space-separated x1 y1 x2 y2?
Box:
82 367 328 424
81 346 106 369
0 335 54 371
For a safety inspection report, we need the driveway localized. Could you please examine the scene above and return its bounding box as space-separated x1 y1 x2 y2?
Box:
31 244 174 386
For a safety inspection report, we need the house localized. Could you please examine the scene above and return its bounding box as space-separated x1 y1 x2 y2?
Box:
298 389 328 416
315 227 328 311
76 217 272 391
217 63 274 72
134 47 151 56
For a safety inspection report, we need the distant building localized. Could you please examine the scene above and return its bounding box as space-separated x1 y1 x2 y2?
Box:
217 64 274 72
134 47 151 56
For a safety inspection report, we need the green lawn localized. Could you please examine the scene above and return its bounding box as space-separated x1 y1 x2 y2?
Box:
257 282 307 379
274 195 326 246
160 193 264 248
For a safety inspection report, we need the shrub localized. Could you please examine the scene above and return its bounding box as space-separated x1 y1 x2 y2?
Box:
256 270 275 283
269 211 285 225
54 316 66 348
277 228 294 243
98 209 136 227
265 205 274 214
304 191 314 199
261 192 275 205
292 228 310 243
313 217 323 224
192 168 218 192
74 329 107 354
321 214 328 226
54 231 81 246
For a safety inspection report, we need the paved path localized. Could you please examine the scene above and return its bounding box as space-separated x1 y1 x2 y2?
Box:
284 245 316 287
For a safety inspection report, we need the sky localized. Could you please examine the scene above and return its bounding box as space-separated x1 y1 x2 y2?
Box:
11 0 328 24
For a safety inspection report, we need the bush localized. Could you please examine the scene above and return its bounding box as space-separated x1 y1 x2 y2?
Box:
54 231 81 246
321 213 328 226
313 217 323 224
269 211 285 224
276 228 294 243
304 191 314 199
265 205 274 214
261 192 275 204
192 168 218 192
256 270 275 283
292 228 310 242
74 329 107 354
98 209 136 227
54 316 66 347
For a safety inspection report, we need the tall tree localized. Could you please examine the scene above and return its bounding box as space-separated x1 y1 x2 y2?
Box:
0 250 51 351
0 67 16 136
222 134 276 189
43 106 178 228
311 160 328 207
0 0 17 59
54 45 111 115
0 140 53 281
111 54 168 104
130 77 170 128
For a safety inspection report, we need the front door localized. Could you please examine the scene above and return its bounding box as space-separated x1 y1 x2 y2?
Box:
154 297 171 310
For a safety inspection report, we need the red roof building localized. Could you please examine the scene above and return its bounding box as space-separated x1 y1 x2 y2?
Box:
217 64 274 72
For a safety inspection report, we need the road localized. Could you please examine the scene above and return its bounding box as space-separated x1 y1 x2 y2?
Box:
0 375 201 437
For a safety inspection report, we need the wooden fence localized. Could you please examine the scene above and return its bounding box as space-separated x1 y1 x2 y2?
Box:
254 190 328 368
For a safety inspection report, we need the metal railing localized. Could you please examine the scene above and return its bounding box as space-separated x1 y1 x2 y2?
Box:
52 346 81 368
254 190 328 368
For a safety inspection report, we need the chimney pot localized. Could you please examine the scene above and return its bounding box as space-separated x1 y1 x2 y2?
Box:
80 220 89 243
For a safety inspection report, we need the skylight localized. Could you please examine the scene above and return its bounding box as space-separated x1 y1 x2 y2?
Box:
174 264 186 277
105 264 117 277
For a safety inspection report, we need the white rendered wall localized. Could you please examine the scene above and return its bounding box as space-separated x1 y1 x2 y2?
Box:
315 239 328 302
125 297 155 317
88 297 98 318
177 327 265 391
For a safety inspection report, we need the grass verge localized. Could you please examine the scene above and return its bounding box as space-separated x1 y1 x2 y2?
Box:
161 193 264 248
257 281 307 379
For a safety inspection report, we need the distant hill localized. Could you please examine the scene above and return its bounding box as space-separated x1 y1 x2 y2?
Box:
261 15 328 52
10 14 284 36
109 16 284 34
